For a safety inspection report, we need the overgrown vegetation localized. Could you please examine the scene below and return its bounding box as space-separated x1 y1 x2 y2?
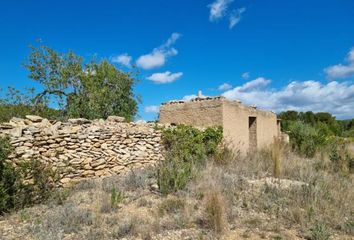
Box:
157 125 223 194
0 138 353 239
0 137 58 214
279 110 354 160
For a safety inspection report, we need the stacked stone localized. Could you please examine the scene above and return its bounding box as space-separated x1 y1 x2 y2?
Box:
0 115 163 186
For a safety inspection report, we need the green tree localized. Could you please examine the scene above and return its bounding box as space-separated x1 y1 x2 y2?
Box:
23 43 138 121
0 87 62 123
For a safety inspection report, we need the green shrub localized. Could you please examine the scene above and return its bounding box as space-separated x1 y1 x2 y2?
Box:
329 139 354 173
0 136 58 213
16 159 58 207
0 137 20 213
288 121 327 158
157 125 223 194
110 187 124 208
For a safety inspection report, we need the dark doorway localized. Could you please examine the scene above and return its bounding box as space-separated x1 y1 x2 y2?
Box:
249 117 257 150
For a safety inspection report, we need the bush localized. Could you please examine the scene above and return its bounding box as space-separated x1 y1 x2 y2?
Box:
0 136 58 214
16 159 58 206
329 139 354 173
110 187 124 208
0 137 19 213
157 125 223 195
288 121 327 158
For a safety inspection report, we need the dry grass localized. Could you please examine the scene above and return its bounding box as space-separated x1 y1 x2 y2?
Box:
203 190 228 235
270 137 286 178
0 148 353 240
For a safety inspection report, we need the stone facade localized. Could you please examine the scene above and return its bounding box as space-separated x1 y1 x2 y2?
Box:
0 115 163 186
159 95 281 153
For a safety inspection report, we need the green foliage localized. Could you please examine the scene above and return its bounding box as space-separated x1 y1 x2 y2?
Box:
329 139 354 173
0 87 62 123
0 43 139 122
157 125 223 195
110 187 124 209
287 121 327 158
279 110 353 137
16 159 58 206
65 60 138 121
0 137 58 214
0 137 19 213
310 223 331 240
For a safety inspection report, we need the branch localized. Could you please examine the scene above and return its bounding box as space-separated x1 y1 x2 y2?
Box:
33 90 68 106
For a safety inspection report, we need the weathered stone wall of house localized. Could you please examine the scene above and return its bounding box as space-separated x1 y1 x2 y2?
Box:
159 97 224 127
0 116 163 186
223 101 279 154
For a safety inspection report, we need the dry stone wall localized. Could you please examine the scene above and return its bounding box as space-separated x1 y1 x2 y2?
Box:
0 115 163 186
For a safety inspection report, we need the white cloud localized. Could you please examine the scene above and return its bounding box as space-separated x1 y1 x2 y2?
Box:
218 83 232 91
147 71 183 84
144 105 160 114
208 0 245 29
325 47 354 79
183 94 197 101
208 0 234 22
229 7 246 29
222 77 354 119
238 77 271 91
111 53 132 67
136 33 181 70
242 72 250 80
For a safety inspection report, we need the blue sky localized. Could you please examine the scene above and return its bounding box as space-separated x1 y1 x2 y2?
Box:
1 0 354 120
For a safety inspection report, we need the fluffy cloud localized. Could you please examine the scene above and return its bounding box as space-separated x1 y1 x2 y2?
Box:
238 77 271 91
324 48 354 79
111 53 132 67
136 33 181 70
208 0 233 21
147 71 183 84
222 77 354 119
144 105 160 113
229 7 246 29
242 72 250 80
218 83 232 91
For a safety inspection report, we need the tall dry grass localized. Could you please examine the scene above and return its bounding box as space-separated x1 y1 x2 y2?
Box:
270 137 286 178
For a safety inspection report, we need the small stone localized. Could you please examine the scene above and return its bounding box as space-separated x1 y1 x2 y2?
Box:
23 142 33 147
60 178 71 184
107 116 125 123
68 118 91 124
91 159 105 167
25 115 43 122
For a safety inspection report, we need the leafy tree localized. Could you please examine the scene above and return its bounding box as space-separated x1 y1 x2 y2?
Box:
23 43 138 121
0 87 61 123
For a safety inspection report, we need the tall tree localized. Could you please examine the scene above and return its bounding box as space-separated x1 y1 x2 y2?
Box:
23 44 139 121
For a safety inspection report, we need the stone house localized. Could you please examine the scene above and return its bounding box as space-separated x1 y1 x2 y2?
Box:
159 92 281 153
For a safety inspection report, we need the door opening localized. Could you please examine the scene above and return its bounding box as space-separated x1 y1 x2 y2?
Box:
249 117 257 150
